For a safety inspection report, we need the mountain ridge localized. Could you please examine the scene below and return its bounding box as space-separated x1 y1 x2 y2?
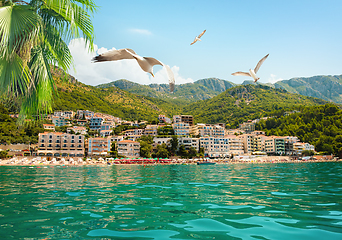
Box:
97 74 342 104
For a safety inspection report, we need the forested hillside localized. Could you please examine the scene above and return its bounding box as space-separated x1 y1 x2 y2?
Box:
255 103 342 156
183 84 328 128
51 67 181 121
0 105 44 144
274 75 342 104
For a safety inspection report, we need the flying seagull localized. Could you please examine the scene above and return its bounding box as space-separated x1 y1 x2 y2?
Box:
190 30 206 45
232 54 269 82
92 48 175 92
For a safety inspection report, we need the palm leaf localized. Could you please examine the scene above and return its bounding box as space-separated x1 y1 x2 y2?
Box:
0 4 42 60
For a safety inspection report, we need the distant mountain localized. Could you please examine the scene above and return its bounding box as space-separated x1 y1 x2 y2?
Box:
97 78 236 105
274 75 342 104
182 84 328 128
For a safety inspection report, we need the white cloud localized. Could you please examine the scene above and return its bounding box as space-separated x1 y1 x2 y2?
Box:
67 38 193 86
268 74 283 84
129 28 152 35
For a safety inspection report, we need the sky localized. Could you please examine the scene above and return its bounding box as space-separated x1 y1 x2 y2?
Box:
67 0 342 87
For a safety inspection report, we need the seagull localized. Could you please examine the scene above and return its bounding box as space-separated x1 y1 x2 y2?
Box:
232 54 269 82
190 30 206 45
92 48 175 92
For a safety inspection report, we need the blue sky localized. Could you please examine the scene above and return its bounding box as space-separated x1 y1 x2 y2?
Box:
67 0 342 86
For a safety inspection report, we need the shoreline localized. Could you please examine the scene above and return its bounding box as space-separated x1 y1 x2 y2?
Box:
0 156 339 166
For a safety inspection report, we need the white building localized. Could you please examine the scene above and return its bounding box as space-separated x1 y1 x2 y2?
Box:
178 137 200 152
172 122 190 136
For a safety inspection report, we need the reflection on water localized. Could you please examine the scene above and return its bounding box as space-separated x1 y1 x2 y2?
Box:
0 163 341 239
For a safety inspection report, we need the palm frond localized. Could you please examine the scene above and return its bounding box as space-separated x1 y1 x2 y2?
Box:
40 0 96 51
0 4 42 60
0 53 31 96
20 44 56 119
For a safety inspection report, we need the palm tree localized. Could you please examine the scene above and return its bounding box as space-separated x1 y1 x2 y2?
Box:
0 0 97 121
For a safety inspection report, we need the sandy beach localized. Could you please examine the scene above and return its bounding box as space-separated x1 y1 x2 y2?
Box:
0 155 339 166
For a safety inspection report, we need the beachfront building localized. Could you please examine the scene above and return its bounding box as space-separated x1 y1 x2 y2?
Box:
194 123 225 137
37 132 85 157
88 136 111 156
178 137 200 152
67 126 87 135
199 136 231 158
225 135 244 155
117 140 140 157
173 122 190 136
144 125 158 136
264 136 286 155
43 124 55 131
293 142 315 155
239 134 255 153
89 117 104 131
52 116 69 127
264 136 275 154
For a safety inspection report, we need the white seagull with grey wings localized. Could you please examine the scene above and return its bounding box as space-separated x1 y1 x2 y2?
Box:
92 48 175 92
232 54 269 82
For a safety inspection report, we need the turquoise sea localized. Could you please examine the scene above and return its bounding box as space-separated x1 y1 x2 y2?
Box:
0 163 341 239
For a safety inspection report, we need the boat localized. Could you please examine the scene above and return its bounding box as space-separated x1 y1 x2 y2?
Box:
197 161 216 165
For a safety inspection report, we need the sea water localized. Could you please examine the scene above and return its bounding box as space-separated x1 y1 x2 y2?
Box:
0 163 341 239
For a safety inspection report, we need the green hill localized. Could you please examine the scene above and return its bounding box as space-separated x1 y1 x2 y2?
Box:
255 103 342 156
274 75 342 104
51 67 181 121
182 84 328 128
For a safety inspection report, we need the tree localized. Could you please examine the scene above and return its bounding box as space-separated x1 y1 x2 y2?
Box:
0 0 97 120
109 141 118 157
170 135 178 155
154 143 169 158
177 145 188 158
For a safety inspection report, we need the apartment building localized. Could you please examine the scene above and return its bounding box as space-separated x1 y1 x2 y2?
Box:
144 125 158 136
67 126 87 135
238 134 255 153
52 116 69 127
225 135 244 155
239 120 255 133
264 136 286 155
124 128 144 136
200 136 232 158
37 132 84 157
172 122 190 136
173 115 194 126
158 115 172 124
88 136 111 156
43 124 55 131
111 135 124 143
89 117 104 131
117 140 140 157
178 137 200 152
153 137 172 148
195 123 225 137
